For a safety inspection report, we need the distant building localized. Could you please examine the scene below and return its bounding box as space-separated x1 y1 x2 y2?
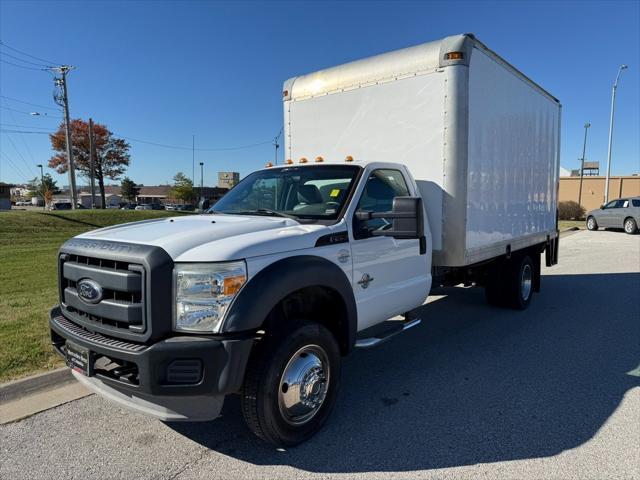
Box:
218 172 240 189
0 182 14 210
559 175 640 212
10 185 30 198
79 193 122 208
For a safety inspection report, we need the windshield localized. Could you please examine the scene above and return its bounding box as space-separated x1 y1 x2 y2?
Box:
209 165 361 222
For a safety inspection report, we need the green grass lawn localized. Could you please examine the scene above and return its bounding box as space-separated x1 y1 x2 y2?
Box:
558 220 585 230
0 209 187 382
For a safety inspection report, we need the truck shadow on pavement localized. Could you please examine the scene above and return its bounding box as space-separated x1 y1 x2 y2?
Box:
169 272 640 473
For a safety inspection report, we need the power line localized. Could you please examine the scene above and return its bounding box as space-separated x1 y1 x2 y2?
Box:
0 40 60 66
0 95 60 111
0 151 31 181
0 50 52 68
0 129 51 134
0 58 49 71
2 132 36 176
116 133 272 152
0 105 62 118
0 123 54 130
0 100 39 168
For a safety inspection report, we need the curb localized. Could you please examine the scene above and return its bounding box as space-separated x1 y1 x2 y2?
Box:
0 367 73 404
560 227 581 236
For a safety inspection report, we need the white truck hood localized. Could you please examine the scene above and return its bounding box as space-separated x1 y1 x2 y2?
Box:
77 214 329 262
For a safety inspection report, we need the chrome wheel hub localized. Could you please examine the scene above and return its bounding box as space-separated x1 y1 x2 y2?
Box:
625 220 633 232
588 218 595 229
521 264 532 301
278 345 329 426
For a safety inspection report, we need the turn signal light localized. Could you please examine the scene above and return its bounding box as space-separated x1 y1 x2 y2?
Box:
223 274 247 296
299 157 308 164
285 159 294 165
345 155 354 162
315 156 324 163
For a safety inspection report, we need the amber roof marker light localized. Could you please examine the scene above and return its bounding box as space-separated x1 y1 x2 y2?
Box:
445 52 464 60
315 156 324 163
285 158 294 165
345 155 354 162
299 157 308 164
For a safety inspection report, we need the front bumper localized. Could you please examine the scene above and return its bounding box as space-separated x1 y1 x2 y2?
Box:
50 306 254 399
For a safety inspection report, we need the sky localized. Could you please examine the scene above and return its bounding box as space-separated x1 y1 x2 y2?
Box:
1 0 639 189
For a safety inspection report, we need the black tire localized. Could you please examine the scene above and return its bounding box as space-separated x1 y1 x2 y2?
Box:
241 321 341 447
504 255 534 310
485 255 534 310
586 216 598 231
624 217 638 235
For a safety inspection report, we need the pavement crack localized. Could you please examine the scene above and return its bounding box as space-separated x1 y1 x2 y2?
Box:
165 447 210 480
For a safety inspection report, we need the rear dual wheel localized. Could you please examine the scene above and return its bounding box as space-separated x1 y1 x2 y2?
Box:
485 254 534 310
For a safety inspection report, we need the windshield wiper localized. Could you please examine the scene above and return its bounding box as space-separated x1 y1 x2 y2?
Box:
231 209 298 220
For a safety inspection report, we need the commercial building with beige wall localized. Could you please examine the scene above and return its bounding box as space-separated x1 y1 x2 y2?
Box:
559 176 640 212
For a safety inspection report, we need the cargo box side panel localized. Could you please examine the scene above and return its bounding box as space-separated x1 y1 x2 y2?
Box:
286 71 447 251
466 48 560 261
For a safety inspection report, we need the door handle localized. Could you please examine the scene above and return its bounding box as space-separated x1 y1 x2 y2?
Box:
357 273 374 289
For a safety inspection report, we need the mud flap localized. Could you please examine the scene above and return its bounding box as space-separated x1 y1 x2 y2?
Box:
545 233 559 267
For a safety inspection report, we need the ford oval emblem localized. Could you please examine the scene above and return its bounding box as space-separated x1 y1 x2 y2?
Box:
77 279 103 304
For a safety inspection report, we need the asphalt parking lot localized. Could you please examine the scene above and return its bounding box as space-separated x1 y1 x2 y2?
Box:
1 230 639 480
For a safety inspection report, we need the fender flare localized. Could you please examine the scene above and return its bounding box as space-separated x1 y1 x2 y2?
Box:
222 255 357 353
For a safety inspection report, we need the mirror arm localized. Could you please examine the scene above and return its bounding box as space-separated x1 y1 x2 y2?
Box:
356 210 416 220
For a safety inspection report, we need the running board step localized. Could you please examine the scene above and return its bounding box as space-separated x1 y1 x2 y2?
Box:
355 318 422 349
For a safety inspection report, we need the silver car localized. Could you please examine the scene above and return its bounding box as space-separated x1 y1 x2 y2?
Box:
586 196 640 234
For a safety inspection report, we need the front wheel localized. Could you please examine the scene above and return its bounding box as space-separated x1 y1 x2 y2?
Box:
586 216 598 231
241 321 341 447
624 218 638 235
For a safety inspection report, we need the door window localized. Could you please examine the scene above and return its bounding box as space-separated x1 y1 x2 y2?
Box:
353 169 409 239
604 200 625 209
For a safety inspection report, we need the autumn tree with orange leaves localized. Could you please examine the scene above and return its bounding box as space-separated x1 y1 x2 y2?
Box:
48 119 131 208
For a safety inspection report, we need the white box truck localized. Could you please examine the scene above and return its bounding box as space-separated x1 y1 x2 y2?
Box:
50 34 560 447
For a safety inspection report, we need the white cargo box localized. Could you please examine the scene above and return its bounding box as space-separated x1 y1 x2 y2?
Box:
283 33 561 267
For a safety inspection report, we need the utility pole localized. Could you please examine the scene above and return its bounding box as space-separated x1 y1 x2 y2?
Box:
273 129 282 165
53 65 78 209
192 135 195 186
88 118 97 209
604 64 628 204
577 122 590 208
199 162 204 199
36 164 45 210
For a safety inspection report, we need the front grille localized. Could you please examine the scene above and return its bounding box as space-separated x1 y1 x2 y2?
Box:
60 253 146 335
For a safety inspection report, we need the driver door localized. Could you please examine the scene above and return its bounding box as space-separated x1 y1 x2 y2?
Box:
349 168 430 331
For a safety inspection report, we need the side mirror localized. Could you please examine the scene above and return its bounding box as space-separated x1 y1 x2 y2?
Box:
356 196 424 240
600 205 605 210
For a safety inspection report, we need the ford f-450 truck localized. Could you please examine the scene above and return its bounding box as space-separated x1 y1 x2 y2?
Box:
50 34 560 447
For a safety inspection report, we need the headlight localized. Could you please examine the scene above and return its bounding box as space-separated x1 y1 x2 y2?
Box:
173 261 247 333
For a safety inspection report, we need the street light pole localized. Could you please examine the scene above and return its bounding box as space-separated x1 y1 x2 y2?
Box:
604 64 628 204
577 122 590 208
36 164 45 210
